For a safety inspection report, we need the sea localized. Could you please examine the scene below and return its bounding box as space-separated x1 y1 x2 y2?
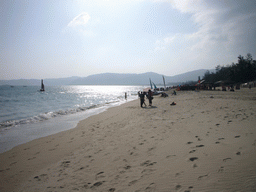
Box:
0 85 145 153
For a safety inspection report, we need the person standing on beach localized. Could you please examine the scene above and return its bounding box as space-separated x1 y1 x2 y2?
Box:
139 92 146 107
148 89 153 106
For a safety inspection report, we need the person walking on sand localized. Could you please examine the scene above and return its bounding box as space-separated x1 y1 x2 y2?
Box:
148 89 153 106
139 92 146 107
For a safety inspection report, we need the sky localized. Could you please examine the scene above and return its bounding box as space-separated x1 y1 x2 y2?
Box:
1 0 256 80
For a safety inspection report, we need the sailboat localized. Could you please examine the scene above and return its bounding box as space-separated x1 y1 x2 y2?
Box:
149 78 162 95
152 82 157 90
162 75 166 90
40 79 45 91
149 78 153 89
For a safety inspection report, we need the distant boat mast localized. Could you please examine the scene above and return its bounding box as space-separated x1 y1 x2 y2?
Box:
40 79 45 91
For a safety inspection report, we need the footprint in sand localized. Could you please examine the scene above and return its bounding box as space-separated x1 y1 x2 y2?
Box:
124 165 131 170
175 184 182 190
175 171 183 177
9 162 17 166
198 174 208 180
96 172 105 179
128 180 138 186
83 183 91 189
34 174 48 182
91 181 105 188
187 141 193 144
119 170 126 174
196 145 204 148
148 147 156 152
166 155 176 158
184 186 194 192
61 161 71 168
189 150 196 153
189 157 198 162
223 158 232 162
9 154 16 159
75 167 85 172
145 183 156 191
218 166 224 173
140 160 157 167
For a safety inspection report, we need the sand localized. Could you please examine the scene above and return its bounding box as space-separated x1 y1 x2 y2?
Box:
1 88 256 192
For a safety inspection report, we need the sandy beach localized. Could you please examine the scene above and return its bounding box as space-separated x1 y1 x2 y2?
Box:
1 88 256 192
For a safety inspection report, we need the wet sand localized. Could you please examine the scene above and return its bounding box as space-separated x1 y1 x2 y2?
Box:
1 88 256 191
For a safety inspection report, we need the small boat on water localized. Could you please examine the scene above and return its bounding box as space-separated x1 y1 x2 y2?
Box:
40 79 45 91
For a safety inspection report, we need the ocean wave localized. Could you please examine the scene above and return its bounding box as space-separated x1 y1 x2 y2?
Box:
0 103 104 129
0 85 142 130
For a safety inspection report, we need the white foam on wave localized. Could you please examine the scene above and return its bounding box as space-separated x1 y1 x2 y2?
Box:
0 96 138 153
0 103 105 129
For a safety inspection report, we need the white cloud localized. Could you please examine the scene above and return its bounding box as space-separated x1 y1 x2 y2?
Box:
68 12 91 28
155 0 256 60
155 35 178 51
65 12 96 37
171 1 256 51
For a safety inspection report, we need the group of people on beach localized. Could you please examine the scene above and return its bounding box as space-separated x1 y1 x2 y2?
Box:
139 90 153 107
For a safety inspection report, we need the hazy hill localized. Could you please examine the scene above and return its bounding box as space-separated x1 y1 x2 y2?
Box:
70 69 214 85
0 69 214 86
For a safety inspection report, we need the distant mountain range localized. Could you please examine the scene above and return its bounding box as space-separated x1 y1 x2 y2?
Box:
0 69 215 86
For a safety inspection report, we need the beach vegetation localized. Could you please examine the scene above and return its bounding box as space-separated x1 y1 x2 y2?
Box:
203 53 256 84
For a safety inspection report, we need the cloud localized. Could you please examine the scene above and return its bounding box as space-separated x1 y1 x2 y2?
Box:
170 0 256 51
155 35 178 51
65 12 96 37
155 0 256 59
68 12 91 28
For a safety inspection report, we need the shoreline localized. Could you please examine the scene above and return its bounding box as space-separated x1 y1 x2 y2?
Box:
0 98 140 191
1 88 256 191
0 97 136 154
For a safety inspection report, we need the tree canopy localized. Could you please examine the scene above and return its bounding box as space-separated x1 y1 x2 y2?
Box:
203 53 256 84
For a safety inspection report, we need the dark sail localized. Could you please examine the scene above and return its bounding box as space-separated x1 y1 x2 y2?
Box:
40 79 45 91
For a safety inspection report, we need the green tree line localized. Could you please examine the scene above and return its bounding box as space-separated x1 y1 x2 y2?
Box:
203 53 256 84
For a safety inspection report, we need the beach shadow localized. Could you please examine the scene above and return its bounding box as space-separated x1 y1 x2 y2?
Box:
145 106 157 109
